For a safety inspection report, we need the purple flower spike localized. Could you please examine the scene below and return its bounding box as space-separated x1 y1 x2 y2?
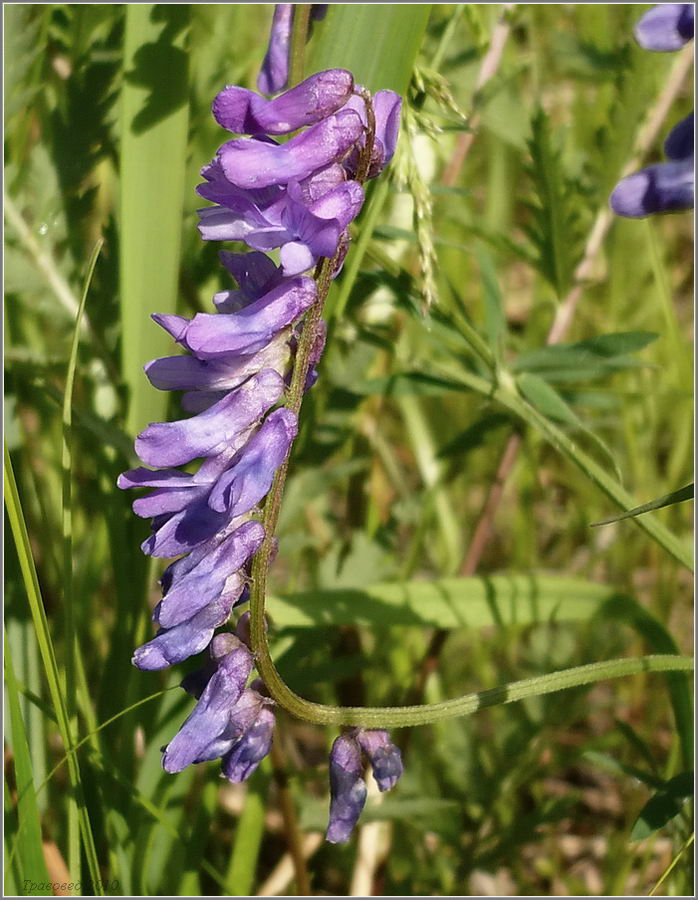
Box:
326 734 368 844
214 70 354 136
162 634 253 773
221 704 276 782
635 4 694 51
184 276 317 359
218 110 364 189
356 730 403 791
135 369 285 467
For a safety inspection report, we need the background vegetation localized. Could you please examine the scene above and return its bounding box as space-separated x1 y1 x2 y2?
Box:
4 4 693 896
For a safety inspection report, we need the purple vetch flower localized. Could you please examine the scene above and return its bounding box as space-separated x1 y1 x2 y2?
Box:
326 734 368 844
162 634 253 772
257 4 329 95
215 69 353 135
634 3 694 51
343 89 403 179
221 701 276 782
610 6 694 217
218 110 364 189
135 368 284 467
326 729 403 843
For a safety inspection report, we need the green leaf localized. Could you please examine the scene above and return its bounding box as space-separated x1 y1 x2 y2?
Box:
4 446 102 892
517 372 581 426
309 5 432 94
437 412 513 458
4 640 51 894
523 108 584 297
513 332 659 382
119 5 190 435
631 773 693 841
592 483 693 527
517 372 621 480
270 575 627 630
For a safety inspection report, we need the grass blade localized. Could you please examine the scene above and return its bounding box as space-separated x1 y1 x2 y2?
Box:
119 4 190 435
4 639 51 894
309 5 432 94
3 446 103 893
591 483 694 527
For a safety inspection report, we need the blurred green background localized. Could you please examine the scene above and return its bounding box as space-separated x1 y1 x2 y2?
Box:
4 4 693 896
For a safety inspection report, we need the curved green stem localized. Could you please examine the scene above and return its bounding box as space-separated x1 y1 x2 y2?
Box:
254 651 691 728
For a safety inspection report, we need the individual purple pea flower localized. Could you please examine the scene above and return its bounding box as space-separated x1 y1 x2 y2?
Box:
257 4 328 95
343 89 403 179
162 633 253 773
214 69 353 136
221 698 276 782
610 5 694 217
326 734 368 844
218 109 364 190
634 3 694 51
326 729 403 843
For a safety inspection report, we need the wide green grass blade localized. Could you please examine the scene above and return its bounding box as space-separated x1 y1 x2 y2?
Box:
3 446 103 893
309 4 432 94
119 4 190 435
4 639 51 895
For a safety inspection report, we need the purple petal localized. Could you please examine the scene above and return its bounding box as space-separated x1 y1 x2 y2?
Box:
217 250 282 309
664 113 694 161
326 734 367 844
218 110 364 189
132 588 241 670
157 520 264 628
257 3 293 94
118 467 193 490
635 4 694 51
152 314 189 343
373 90 402 170
207 408 298 516
135 369 285 467
215 70 354 135
185 277 317 359
146 336 291 393
221 706 275 782
610 157 694 217
141 496 232 558
356 730 403 791
279 242 316 276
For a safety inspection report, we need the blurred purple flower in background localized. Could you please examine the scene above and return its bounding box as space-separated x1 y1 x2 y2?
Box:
610 4 694 217
258 4 329 95
119 63 403 838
